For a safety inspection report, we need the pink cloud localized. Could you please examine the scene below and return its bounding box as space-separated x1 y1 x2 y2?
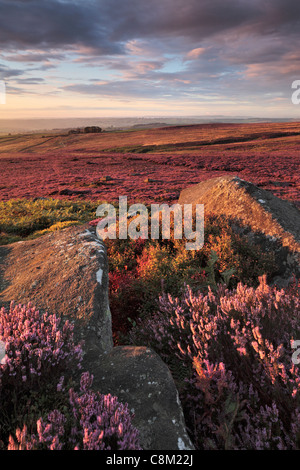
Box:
186 48 205 60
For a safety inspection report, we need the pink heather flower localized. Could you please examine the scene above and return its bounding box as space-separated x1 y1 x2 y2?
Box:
129 276 300 449
57 376 65 392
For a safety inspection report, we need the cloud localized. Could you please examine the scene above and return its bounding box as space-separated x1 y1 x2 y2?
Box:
62 80 167 100
0 64 23 78
105 0 259 42
14 76 45 84
2 50 65 63
0 0 121 54
1 0 297 55
186 48 206 60
1 0 300 116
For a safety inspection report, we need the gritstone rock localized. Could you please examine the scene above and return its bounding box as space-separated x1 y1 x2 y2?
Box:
179 175 300 286
0 223 113 364
93 346 194 450
0 223 193 450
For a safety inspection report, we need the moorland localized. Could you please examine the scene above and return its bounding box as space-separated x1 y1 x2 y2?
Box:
0 121 299 206
0 121 300 450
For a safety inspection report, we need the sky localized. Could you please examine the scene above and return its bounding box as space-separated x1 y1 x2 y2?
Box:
0 0 300 119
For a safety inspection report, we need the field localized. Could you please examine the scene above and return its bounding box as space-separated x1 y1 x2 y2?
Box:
0 121 299 207
1 121 300 450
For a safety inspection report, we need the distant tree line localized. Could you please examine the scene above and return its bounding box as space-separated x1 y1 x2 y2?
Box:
68 126 102 135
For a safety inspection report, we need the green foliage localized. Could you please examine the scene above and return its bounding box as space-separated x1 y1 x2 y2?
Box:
0 198 100 244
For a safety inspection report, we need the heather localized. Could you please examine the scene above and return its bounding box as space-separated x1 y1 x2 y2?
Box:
105 213 277 341
128 276 300 449
0 216 298 451
0 199 277 339
0 206 283 450
0 120 299 450
0 302 141 450
0 122 299 207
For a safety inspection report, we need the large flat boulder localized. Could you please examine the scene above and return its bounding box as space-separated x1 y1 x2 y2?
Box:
179 176 300 285
93 346 194 450
0 223 113 366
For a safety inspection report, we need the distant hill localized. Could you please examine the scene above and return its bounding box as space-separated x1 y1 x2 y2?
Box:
0 116 298 134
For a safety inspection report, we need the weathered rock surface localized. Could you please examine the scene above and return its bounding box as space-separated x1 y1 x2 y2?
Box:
179 175 300 285
93 346 194 450
0 223 113 364
0 223 193 450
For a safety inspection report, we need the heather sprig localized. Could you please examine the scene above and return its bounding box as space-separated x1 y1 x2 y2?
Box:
0 301 83 394
129 275 300 449
0 302 141 450
8 372 141 450
68 372 141 450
